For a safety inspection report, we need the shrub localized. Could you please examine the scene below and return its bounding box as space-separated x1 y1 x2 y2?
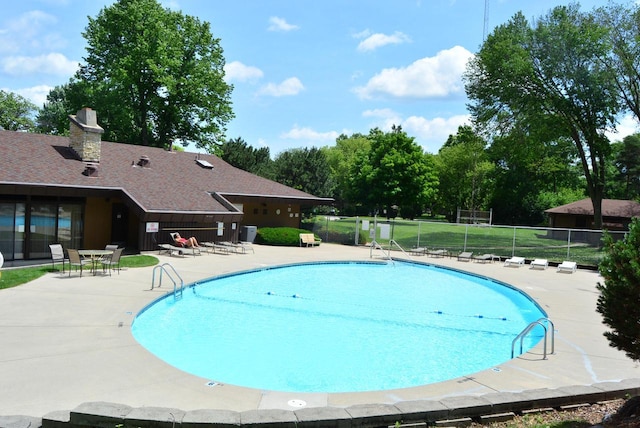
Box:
596 217 640 362
256 227 317 246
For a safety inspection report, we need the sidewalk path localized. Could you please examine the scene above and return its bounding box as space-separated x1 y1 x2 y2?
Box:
0 244 637 417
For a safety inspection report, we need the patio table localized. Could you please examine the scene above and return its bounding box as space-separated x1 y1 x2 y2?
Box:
78 249 113 275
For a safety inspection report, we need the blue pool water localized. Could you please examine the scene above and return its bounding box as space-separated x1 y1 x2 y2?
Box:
132 261 547 393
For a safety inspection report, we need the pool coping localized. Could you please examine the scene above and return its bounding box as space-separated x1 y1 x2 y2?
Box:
1 243 639 427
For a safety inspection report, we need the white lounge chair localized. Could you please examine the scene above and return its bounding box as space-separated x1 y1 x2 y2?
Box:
530 259 549 270
557 261 577 273
457 251 473 262
504 256 525 267
158 243 201 257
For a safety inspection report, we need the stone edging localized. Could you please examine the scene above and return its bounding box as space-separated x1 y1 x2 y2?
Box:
1 379 638 428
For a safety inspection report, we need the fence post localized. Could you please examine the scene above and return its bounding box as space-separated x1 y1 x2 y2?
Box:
567 229 571 259
417 221 422 247
325 216 329 243
512 227 517 256
355 216 360 246
464 224 468 251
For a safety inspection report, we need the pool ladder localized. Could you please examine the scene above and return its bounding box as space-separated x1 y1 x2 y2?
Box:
151 263 184 299
511 318 555 359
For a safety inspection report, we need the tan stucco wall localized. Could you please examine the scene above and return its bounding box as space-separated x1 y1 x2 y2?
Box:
241 202 301 228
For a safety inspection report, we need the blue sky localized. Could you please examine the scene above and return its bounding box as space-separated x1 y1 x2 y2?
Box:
1 0 635 155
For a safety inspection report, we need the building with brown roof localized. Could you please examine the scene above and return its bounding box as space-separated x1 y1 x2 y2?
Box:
0 108 332 262
545 198 640 230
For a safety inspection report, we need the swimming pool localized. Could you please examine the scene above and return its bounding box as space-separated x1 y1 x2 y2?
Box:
132 261 547 393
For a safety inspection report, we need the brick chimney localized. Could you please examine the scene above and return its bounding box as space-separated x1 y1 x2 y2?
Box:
69 107 104 162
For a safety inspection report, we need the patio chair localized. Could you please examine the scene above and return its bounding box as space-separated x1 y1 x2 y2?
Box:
67 249 91 277
504 256 525 267
557 261 577 273
530 259 549 270
101 247 124 276
49 244 68 273
457 251 473 261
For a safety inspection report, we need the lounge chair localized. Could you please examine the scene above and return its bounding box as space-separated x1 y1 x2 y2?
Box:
504 256 525 267
158 243 201 257
299 233 321 247
530 259 549 270
49 244 68 273
409 247 426 256
557 261 577 273
473 254 499 263
427 249 449 258
457 251 473 261
202 242 233 254
220 241 254 254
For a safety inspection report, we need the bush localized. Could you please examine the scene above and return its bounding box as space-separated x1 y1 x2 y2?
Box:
256 227 317 246
596 217 640 362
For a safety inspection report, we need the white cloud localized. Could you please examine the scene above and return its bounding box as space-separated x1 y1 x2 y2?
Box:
224 61 264 83
6 85 54 107
402 114 470 152
268 16 299 32
606 114 640 142
362 108 470 153
280 125 342 143
353 45 474 99
357 31 411 52
2 52 79 76
257 77 304 97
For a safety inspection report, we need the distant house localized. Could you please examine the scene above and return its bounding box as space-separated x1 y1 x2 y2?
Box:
0 108 332 262
545 198 640 230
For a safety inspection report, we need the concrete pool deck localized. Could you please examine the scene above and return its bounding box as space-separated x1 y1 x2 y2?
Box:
0 243 639 425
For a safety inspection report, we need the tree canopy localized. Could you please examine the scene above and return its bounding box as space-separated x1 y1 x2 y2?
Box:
40 0 233 152
465 5 620 228
349 126 438 219
0 90 37 132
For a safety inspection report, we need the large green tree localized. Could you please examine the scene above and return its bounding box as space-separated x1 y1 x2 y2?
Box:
324 133 371 215
597 217 640 362
0 90 37 131
349 126 437 219
607 134 640 200
596 3 640 125
218 137 273 178
435 125 493 222
272 147 335 198
62 0 233 151
465 5 620 228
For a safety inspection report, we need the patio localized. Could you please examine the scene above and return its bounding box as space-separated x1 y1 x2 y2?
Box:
0 243 638 426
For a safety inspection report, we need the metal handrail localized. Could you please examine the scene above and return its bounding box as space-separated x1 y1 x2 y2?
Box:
369 239 411 260
151 263 184 299
511 317 555 359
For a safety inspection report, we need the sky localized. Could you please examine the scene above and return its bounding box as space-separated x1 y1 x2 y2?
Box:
1 0 637 156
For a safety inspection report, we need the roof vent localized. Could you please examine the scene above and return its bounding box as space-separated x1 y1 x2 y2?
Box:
82 162 99 177
137 155 150 168
196 158 214 169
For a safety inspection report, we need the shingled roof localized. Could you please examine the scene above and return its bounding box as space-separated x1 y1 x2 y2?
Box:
0 130 332 216
545 198 640 218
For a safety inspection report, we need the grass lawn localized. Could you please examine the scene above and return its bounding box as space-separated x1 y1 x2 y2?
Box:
0 254 159 290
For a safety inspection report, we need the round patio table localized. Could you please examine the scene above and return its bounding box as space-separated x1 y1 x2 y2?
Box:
78 249 113 275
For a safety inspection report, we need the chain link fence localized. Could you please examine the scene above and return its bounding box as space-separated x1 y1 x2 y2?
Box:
302 216 625 268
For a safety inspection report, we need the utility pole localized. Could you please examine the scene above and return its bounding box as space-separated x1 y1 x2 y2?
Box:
483 0 490 41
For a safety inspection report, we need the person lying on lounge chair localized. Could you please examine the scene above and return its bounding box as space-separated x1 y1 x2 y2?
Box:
173 232 200 248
